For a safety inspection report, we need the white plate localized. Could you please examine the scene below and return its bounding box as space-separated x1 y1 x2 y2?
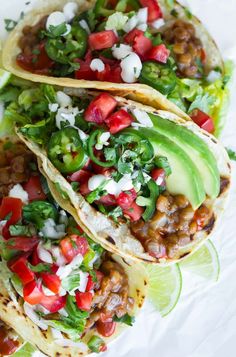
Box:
0 1 236 356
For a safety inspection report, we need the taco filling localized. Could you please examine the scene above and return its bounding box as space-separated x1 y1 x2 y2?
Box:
2 83 230 262
0 320 23 356
0 139 144 354
14 0 228 133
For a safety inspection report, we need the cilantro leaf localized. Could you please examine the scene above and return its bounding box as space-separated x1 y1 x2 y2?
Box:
113 314 135 326
28 263 51 273
227 148 236 161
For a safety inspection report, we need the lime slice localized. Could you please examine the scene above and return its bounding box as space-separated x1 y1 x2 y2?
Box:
11 342 37 357
0 68 11 90
179 240 220 282
145 263 182 317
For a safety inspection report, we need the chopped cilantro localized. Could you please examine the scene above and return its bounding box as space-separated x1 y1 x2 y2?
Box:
227 148 236 161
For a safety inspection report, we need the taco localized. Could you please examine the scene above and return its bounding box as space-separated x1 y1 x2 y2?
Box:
0 137 147 356
2 83 230 263
2 0 229 135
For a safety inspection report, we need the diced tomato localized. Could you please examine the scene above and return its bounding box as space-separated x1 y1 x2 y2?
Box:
23 176 46 201
23 280 43 305
105 109 133 134
16 42 54 74
117 189 137 210
145 44 170 63
91 162 115 177
96 320 116 337
139 0 163 22
190 109 214 133
85 93 117 124
86 274 95 291
75 60 97 80
60 235 89 263
75 291 93 311
30 249 42 266
96 194 117 206
6 236 39 252
124 29 152 59
89 31 118 51
123 202 144 221
68 169 92 183
0 197 23 239
96 63 122 83
8 255 35 285
0 197 23 222
41 295 66 313
41 273 61 294
86 270 104 291
151 168 166 186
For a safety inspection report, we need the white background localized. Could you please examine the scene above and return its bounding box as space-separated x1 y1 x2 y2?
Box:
1 1 236 356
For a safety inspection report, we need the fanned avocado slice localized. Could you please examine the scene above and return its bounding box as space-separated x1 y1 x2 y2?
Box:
149 114 220 198
141 128 206 209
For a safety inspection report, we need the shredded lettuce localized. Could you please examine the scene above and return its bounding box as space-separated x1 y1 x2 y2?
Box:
105 12 128 30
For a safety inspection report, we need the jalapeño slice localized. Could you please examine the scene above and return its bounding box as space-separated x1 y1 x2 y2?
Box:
48 127 87 174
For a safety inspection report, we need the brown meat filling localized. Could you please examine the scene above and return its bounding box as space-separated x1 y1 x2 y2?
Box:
163 20 204 78
131 192 213 259
0 141 34 197
18 16 48 55
85 258 134 329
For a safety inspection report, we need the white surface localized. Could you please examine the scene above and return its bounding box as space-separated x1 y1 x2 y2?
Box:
1 1 236 356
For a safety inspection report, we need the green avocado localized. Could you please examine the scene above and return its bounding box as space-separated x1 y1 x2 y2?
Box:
141 128 206 209
149 114 220 199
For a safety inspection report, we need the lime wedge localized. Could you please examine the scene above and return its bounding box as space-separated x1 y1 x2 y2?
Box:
0 68 11 90
11 342 37 357
179 240 220 282
145 263 182 317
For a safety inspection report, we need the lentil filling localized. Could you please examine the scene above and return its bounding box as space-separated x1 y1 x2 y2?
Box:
163 19 205 78
0 140 34 198
131 191 215 259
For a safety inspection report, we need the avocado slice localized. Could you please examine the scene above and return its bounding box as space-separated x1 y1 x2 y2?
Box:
149 114 220 198
141 128 206 209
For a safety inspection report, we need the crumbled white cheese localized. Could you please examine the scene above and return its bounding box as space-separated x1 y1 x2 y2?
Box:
88 175 107 191
90 58 105 72
56 91 72 107
112 44 133 60
46 11 66 31
49 103 59 112
63 2 78 22
56 106 79 129
132 108 153 127
79 19 91 34
151 18 165 30
40 218 66 239
95 131 110 150
120 52 142 83
206 70 222 83
9 184 29 203
124 7 148 33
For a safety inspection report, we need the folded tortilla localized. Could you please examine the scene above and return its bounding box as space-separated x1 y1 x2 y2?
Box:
16 92 231 264
0 136 147 356
2 0 224 122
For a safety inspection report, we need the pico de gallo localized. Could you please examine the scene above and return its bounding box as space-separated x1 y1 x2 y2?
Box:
1 83 222 260
15 0 230 134
0 143 137 353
